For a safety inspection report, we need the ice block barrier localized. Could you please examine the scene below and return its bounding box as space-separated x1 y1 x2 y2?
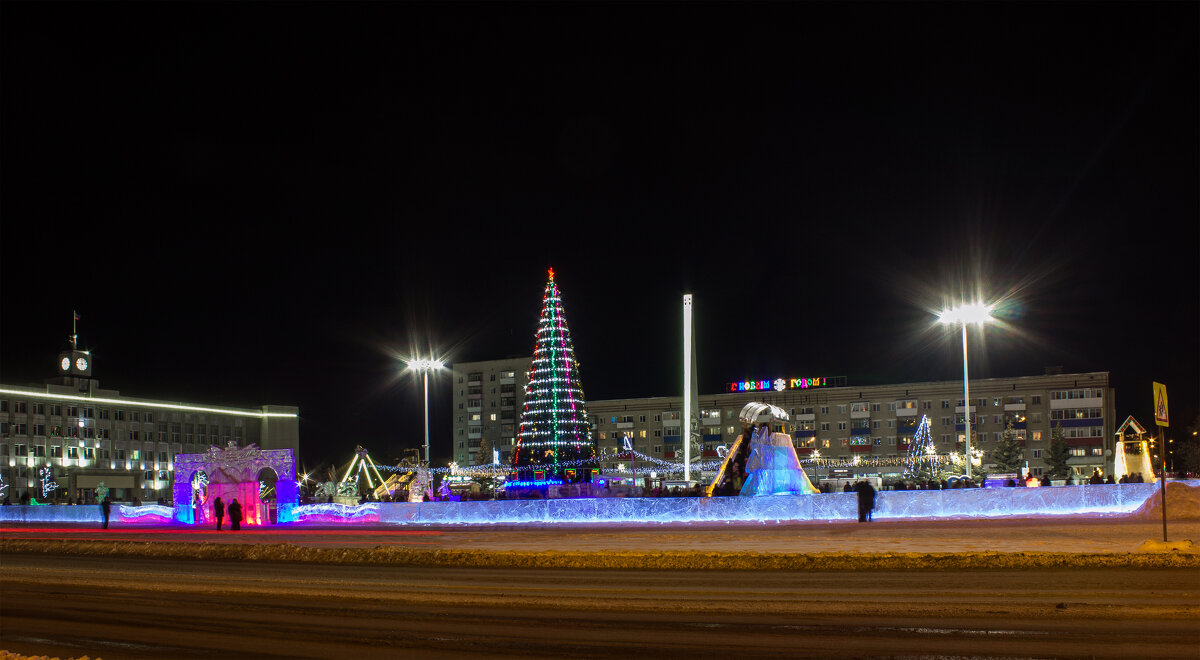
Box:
286 481 1199 525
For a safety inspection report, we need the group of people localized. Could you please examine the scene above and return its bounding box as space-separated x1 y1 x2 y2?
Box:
209 496 244 530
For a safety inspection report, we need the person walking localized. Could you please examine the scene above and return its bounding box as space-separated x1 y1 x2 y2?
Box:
854 481 877 522
229 498 243 531
213 496 225 531
100 496 111 530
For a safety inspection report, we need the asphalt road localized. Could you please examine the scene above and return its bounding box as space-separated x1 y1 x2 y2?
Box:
2 553 1197 659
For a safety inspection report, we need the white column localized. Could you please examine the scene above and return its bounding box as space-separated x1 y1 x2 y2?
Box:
683 294 693 482
961 323 972 480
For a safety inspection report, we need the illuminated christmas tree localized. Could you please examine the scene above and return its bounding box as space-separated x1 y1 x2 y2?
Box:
511 269 594 484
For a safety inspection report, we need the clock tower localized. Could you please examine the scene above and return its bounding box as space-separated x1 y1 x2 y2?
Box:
57 349 93 378
56 311 93 378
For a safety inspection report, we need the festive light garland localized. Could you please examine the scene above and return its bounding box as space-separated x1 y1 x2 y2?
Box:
39 466 59 499
504 479 565 488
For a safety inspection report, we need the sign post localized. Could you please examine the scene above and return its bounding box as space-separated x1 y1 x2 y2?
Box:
1153 382 1169 542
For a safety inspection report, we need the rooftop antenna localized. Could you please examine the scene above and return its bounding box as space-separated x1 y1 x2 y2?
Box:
69 310 80 350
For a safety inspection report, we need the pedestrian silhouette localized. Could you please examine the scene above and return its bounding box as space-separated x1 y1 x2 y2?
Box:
213 496 225 530
229 498 243 531
101 496 111 529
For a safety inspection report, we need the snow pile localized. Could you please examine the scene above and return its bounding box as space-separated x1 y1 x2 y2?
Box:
1134 538 1197 553
3 538 1199 570
1128 482 1200 520
1 652 100 660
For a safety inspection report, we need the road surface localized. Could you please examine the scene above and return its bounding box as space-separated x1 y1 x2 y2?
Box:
2 552 1197 659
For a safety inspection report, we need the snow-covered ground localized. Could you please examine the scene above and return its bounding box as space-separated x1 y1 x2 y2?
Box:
1 483 1196 558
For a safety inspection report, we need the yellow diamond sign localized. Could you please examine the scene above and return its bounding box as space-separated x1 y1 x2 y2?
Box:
1152 382 1169 427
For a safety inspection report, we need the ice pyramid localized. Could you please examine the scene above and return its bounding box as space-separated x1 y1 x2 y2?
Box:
741 423 819 496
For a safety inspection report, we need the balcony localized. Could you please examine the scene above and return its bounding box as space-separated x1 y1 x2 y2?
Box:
895 408 918 417
849 445 873 453
1004 403 1027 412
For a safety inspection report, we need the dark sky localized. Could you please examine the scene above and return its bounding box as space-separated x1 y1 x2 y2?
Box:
2 2 1196 470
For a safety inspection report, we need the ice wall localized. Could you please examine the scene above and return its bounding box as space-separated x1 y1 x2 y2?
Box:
0 503 174 525
293 482 1197 525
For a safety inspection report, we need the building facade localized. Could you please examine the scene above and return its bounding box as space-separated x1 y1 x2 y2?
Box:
452 359 1115 480
450 357 532 466
0 348 299 503
588 371 1115 479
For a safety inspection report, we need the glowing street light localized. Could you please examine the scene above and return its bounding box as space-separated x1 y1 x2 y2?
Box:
404 357 444 469
938 302 995 479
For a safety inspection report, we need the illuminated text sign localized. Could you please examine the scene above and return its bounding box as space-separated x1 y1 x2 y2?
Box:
727 377 829 392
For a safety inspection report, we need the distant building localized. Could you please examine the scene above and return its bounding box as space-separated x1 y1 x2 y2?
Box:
0 343 298 502
449 357 532 466
451 360 1115 480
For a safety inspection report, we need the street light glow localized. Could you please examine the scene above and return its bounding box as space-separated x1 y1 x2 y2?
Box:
404 355 445 479
936 300 996 480
405 358 444 372
938 302 994 325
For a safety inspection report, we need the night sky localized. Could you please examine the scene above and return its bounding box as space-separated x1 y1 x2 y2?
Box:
2 3 1196 471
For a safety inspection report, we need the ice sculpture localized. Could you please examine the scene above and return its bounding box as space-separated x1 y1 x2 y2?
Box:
741 425 819 496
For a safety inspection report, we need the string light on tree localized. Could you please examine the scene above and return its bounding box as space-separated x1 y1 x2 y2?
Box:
902 415 939 480
510 270 596 484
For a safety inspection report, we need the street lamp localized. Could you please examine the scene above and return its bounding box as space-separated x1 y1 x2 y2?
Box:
938 302 994 480
404 358 444 471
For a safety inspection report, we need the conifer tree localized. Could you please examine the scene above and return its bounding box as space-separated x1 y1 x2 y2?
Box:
990 419 1025 473
1044 421 1072 479
510 270 595 482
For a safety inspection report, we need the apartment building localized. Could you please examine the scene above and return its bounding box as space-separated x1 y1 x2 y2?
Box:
453 357 1115 479
450 356 532 466
586 370 1114 479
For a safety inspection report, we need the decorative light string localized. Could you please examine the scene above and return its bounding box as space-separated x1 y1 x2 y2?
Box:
374 450 964 479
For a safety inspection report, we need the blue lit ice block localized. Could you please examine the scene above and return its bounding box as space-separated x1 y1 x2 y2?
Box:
740 431 819 496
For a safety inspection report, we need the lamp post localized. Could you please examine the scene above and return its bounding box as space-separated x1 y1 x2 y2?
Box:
405 358 444 473
938 303 994 480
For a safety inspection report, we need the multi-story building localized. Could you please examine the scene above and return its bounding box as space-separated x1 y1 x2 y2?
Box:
454 359 1115 480
0 345 299 503
588 370 1115 479
450 357 532 466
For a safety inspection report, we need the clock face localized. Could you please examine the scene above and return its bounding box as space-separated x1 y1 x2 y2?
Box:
61 357 71 371
75 357 89 371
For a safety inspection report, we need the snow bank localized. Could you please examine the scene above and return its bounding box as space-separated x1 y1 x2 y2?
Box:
2 538 1198 570
1 651 99 660
1134 538 1196 553
1127 482 1200 520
